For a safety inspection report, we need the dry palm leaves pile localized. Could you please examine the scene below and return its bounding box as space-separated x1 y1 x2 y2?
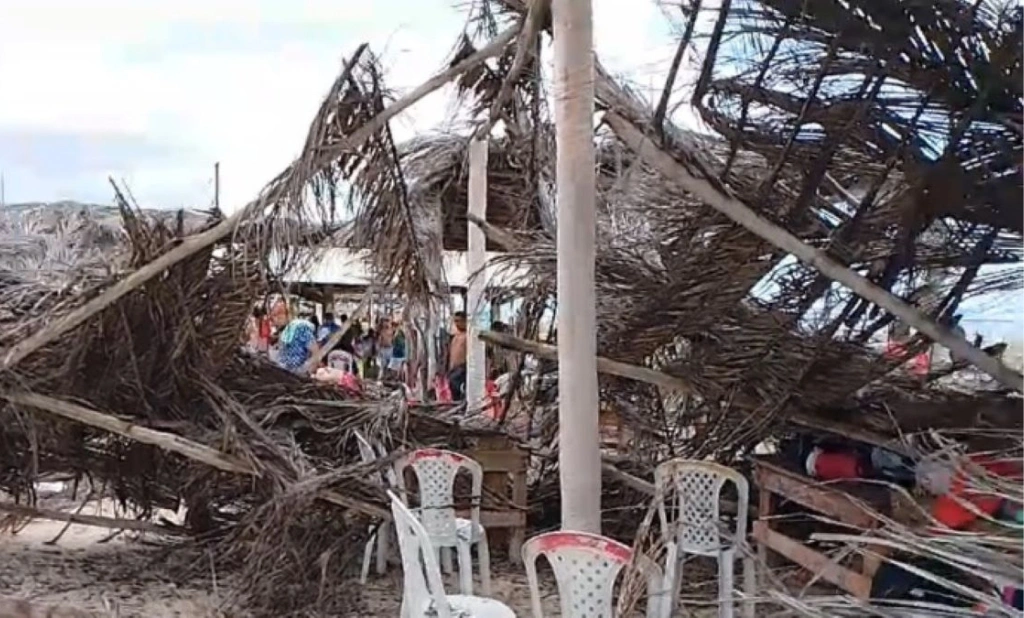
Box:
345 0 1022 614
0 47 514 616
0 0 1020 615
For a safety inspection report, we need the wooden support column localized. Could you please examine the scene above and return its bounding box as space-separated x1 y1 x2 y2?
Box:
467 139 489 407
553 0 600 533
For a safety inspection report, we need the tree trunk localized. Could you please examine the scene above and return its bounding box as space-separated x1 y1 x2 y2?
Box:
553 0 601 533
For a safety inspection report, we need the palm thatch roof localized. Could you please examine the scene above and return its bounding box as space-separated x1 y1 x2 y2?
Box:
0 2 1019 615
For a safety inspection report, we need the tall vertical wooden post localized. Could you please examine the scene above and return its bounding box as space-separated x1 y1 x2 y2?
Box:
553 0 600 532
213 162 220 211
467 139 489 408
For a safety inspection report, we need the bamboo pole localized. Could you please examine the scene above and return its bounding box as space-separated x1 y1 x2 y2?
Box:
7 392 392 520
478 329 912 454
0 501 185 536
602 110 1023 393
552 0 600 533
0 26 520 373
6 392 257 476
467 139 489 406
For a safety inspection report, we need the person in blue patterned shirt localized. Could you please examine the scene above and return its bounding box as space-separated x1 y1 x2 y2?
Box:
270 301 320 375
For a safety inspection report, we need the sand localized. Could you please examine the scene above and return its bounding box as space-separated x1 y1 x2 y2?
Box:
0 495 563 617
1 495 719 617
0 499 227 617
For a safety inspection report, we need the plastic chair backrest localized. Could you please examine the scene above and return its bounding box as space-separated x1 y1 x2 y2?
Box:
654 459 749 556
353 430 397 487
327 350 354 372
388 490 452 618
394 449 483 546
522 531 633 618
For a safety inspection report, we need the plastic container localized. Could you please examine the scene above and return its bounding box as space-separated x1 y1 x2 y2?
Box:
806 447 863 480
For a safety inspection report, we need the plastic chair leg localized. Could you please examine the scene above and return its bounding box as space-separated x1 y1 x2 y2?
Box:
478 532 492 596
376 522 390 576
360 526 375 584
457 539 474 595
719 549 735 618
671 553 686 614
440 547 454 574
742 554 756 618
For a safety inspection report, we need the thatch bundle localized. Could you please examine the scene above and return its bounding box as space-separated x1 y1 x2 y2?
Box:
0 0 1020 615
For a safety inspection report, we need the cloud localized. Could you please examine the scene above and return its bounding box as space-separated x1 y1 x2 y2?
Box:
0 0 689 211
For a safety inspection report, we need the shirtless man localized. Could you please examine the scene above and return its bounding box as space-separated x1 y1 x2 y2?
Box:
447 311 468 400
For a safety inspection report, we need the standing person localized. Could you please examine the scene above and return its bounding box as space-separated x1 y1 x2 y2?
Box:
245 306 271 355
377 318 395 375
447 311 468 400
389 321 407 380
318 312 341 348
270 301 319 375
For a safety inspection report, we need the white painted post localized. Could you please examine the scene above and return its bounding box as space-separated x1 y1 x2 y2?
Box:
467 139 489 409
553 0 600 532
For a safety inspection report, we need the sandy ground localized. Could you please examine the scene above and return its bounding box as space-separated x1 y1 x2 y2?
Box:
0 499 227 617
1 496 726 617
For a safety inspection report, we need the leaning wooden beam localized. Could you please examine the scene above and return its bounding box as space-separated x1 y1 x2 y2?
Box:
0 26 520 372
475 0 550 138
0 501 184 536
479 329 910 451
8 392 391 520
6 392 257 476
307 290 372 369
602 110 1024 393
480 329 695 393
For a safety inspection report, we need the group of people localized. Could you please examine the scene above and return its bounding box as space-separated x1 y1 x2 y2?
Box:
245 300 507 410
244 301 408 380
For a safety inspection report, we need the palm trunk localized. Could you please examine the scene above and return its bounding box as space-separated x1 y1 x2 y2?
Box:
553 0 601 533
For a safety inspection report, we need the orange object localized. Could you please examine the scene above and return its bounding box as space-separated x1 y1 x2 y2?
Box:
434 375 453 403
885 341 931 376
932 456 1023 529
811 450 863 480
483 380 505 420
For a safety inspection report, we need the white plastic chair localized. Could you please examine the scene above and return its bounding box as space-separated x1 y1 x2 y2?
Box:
395 448 492 596
389 491 517 618
522 530 672 618
328 350 355 372
354 430 398 584
654 460 752 618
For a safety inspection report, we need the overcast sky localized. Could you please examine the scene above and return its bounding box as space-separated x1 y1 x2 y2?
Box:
0 0 688 211
1 1 1018 337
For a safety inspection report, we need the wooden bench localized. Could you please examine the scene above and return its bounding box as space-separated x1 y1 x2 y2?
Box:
752 456 891 599
460 435 529 564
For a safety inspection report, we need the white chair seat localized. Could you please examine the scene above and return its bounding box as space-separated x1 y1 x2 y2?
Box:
455 517 485 542
423 595 517 618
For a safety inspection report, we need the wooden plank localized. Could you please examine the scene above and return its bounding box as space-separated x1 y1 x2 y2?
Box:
473 450 527 472
456 509 527 528
753 521 872 599
754 465 884 529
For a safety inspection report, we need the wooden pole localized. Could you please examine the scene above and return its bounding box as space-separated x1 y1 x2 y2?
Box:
603 110 1024 393
467 139 489 407
0 501 185 536
552 0 600 533
7 391 391 520
213 161 220 211
0 27 520 373
478 329 912 454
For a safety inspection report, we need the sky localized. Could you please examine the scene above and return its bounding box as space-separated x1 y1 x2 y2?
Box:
1 0 1019 340
0 0 686 212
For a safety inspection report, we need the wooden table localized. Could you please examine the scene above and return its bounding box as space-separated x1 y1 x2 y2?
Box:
461 435 529 564
752 456 892 599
